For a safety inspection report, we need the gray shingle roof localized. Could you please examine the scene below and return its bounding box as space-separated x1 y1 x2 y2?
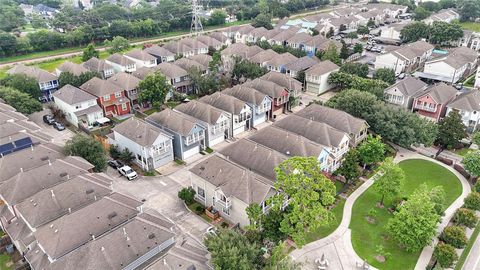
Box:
112 117 172 147
447 89 480 112
222 85 269 107
260 72 302 92
82 57 114 73
146 108 201 137
305 60 340 76
80 77 124 97
143 45 175 58
414 83 458 104
195 35 222 48
57 61 88 76
199 92 248 115
175 100 228 125
244 78 287 98
8 64 58 83
284 56 319 72
156 62 188 78
190 155 274 204
287 32 313 44
187 54 213 69
130 66 154 80
53 84 97 105
296 104 369 135
248 49 279 64
208 32 230 43
107 72 141 91
385 77 428 97
265 52 298 67
174 58 206 72
125 49 157 62
106 53 135 66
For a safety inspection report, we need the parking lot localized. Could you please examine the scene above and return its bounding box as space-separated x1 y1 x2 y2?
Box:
28 107 75 146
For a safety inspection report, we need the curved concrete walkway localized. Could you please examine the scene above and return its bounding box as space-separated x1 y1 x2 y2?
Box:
291 148 470 270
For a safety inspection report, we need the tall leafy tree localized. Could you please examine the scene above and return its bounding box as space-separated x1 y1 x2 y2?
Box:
373 157 404 206
386 185 440 252
413 6 431 21
270 157 336 246
429 22 464 45
252 13 273 29
436 111 467 149
1 74 41 99
336 149 361 184
353 43 364 54
339 41 349 60
357 135 386 168
208 9 228 25
457 0 480 22
321 42 341 65
463 150 480 177
0 87 42 114
59 71 98 88
374 68 396 85
64 135 108 171
82 44 100 62
472 131 480 146
138 71 172 109
339 62 369 78
400 22 430 43
231 57 268 83
246 203 262 230
105 36 130 54
204 229 262 270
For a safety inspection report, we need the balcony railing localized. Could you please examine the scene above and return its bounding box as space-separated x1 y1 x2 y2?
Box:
415 105 437 112
387 98 403 105
214 197 232 209
185 133 205 146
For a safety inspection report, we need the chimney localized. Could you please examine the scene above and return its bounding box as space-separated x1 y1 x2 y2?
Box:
92 234 96 240
68 208 71 213
20 168 23 173
50 190 55 197
48 159 52 166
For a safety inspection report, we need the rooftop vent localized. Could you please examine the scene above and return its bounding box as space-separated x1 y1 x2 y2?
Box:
107 212 118 219
148 233 156 239
40 156 49 161
86 189 94 194
59 172 68 177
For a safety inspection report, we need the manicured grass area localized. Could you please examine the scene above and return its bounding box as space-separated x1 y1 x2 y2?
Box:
452 147 474 157
143 108 160 115
305 198 346 243
0 67 8 80
454 221 480 270
460 22 480 32
0 253 12 270
335 181 345 193
350 159 462 270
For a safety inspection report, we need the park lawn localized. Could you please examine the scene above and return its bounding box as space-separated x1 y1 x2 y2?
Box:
452 147 473 157
350 159 462 270
460 22 480 32
0 253 12 270
305 198 346 243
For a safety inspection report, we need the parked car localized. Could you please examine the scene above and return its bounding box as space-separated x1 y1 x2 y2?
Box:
367 60 375 66
53 121 65 131
206 226 218 236
397 73 406 79
118 165 138 180
43 115 55 125
108 160 124 169
454 83 463 90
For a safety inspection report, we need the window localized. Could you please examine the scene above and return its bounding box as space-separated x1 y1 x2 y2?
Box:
121 103 127 111
197 187 205 198
103 95 110 101
115 92 122 98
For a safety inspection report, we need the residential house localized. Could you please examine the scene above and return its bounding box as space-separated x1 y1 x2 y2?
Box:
196 35 223 51
323 17 358 35
208 32 232 46
384 77 429 109
220 43 262 72
375 40 434 75
379 23 406 43
174 58 208 75
476 66 480 88
268 27 300 46
248 125 332 171
199 92 253 136
146 108 206 160
284 19 318 31
124 49 157 68
245 27 269 44
107 72 145 110
296 104 369 146
131 66 155 80
179 38 209 55
82 57 115 79
105 53 137 73
366 3 408 18
7 64 58 101
330 7 360 18
156 62 193 94
273 115 350 171
190 154 275 226
424 9 460 24
412 83 458 122
355 9 384 26
419 47 479 84
265 52 298 73
234 25 255 43
143 45 175 63
109 117 174 170
286 32 313 50
248 49 279 67
303 35 329 55
55 61 88 76
446 90 480 133
244 78 289 118
305 60 340 95
187 54 213 72
80 77 131 116
222 85 272 126
163 41 194 57
260 71 302 102
52 84 103 128
175 100 232 147
284 56 319 78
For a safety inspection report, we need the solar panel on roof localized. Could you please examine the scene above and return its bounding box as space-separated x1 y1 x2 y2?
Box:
14 137 33 148
0 142 14 156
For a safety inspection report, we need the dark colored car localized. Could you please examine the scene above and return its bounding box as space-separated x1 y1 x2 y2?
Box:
108 160 124 169
53 121 65 131
43 115 55 125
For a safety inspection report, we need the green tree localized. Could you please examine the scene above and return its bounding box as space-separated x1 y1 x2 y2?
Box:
105 36 130 54
430 22 464 45
0 87 42 114
326 27 335 38
270 157 336 246
373 68 396 85
231 57 268 82
64 135 108 171
295 70 306 84
464 192 480 210
119 148 134 164
252 13 273 29
59 71 98 88
262 208 287 242
436 111 467 149
138 71 172 109
439 0 457 9
339 41 349 60
339 62 369 78
208 9 228 25
265 242 302 270
457 0 480 22
400 22 430 43
434 242 458 268
109 144 121 159
178 187 196 205
472 131 480 146
413 6 432 21
30 13 48 29
453 208 478 228
2 74 42 99
0 31 18 57
429 186 446 216
346 32 358 44
357 25 369 35
463 150 480 177
321 42 341 65
246 203 262 230
386 185 440 252
440 225 468 248
82 44 100 62
0 1 26 32
328 72 388 98
357 135 386 168
367 18 375 27
204 229 262 270
353 43 364 54
336 149 361 184
373 157 404 206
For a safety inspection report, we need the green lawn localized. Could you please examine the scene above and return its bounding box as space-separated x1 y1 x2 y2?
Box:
305 198 346 243
460 22 480 32
452 148 473 157
0 253 12 270
350 159 463 270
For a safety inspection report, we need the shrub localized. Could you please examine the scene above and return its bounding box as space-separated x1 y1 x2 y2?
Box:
474 181 480 193
195 205 204 213
368 207 378 218
434 242 458 268
221 222 229 228
464 192 480 210
440 226 467 248
435 156 453 166
453 208 478 228
109 144 121 159
454 164 471 179
178 187 196 205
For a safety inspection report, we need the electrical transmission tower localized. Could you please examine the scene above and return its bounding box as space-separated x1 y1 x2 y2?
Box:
190 0 204 36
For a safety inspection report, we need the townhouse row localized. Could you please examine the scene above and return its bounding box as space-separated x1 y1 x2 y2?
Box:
186 104 369 227
0 103 206 270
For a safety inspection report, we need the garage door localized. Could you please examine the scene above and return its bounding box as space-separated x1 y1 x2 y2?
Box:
183 145 200 159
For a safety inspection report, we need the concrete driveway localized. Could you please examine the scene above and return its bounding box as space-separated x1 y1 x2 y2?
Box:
28 108 75 146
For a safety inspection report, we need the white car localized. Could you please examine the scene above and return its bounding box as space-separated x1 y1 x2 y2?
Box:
118 165 138 180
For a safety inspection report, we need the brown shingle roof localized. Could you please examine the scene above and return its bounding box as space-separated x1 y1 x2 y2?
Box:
448 89 480 112
414 83 458 104
57 61 88 76
199 92 248 115
8 64 57 82
80 77 124 97
107 72 141 91
222 85 269 107
385 77 428 97
106 53 135 66
53 84 97 105
112 117 171 147
305 60 340 76
146 108 201 137
175 100 227 125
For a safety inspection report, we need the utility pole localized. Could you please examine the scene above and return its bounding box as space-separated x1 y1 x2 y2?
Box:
191 0 204 36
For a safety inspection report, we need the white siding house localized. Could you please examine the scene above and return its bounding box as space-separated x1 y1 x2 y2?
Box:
305 60 340 95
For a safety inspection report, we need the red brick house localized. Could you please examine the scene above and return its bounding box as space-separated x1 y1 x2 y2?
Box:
411 83 457 122
80 77 131 116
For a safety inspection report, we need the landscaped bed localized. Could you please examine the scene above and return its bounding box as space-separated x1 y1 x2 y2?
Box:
350 159 462 270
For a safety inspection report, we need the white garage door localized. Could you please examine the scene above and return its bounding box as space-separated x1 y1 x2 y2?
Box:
183 145 200 159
